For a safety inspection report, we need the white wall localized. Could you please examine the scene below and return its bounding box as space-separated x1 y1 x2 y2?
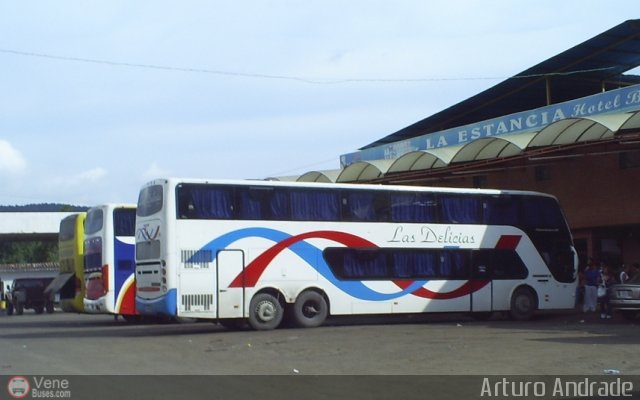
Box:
0 212 76 235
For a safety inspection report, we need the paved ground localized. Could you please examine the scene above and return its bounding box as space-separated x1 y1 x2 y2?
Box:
1 309 639 376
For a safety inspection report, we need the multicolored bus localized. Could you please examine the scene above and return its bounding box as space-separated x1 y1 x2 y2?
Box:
84 204 138 320
135 178 577 330
49 212 86 312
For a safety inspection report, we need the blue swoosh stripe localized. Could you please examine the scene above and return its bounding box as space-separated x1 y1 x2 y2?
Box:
194 227 428 301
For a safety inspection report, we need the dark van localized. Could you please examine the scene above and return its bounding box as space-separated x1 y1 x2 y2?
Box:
7 277 55 315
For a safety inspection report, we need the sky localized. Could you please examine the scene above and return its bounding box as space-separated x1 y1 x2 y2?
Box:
0 1 638 206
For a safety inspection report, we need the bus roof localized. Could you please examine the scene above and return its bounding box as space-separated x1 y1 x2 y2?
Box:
141 177 557 199
86 203 137 212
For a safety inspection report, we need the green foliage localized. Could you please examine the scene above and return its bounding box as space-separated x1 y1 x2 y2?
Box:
0 203 88 212
0 240 58 263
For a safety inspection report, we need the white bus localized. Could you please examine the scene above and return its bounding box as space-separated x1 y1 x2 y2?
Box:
84 204 138 319
135 178 577 330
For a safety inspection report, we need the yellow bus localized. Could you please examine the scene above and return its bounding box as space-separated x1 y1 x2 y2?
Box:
48 212 86 312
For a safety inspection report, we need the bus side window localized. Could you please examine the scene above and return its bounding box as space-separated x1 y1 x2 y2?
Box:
178 185 233 219
521 197 565 230
290 189 339 221
440 195 482 224
483 195 519 226
177 186 195 219
238 188 262 219
472 249 527 280
342 191 388 222
392 251 438 278
390 193 437 223
440 251 470 279
238 187 290 220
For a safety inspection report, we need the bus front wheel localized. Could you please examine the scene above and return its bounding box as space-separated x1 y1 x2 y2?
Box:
509 287 537 321
248 293 283 331
292 290 328 328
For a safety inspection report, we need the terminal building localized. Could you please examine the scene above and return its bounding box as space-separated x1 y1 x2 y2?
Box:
293 20 640 270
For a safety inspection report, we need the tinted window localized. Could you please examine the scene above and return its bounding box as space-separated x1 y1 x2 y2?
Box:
519 195 574 283
177 184 233 219
342 191 389 222
439 250 470 279
472 249 528 280
290 189 339 221
137 185 164 217
84 237 103 271
521 196 566 230
390 192 437 223
483 195 520 226
84 209 104 235
59 215 79 241
114 208 136 236
392 251 439 278
237 187 289 220
440 195 482 224
324 247 527 281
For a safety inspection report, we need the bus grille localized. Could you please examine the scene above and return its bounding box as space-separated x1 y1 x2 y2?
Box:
182 294 214 311
181 249 213 269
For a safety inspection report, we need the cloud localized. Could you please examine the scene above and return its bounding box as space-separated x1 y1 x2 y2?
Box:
0 140 27 174
50 167 108 187
78 167 108 183
142 162 169 180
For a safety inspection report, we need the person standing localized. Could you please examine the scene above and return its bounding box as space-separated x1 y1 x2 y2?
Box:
583 260 599 313
620 264 630 284
598 266 615 319
619 263 638 284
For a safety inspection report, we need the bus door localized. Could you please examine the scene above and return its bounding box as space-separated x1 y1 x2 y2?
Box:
178 249 217 318
216 249 245 319
470 251 493 312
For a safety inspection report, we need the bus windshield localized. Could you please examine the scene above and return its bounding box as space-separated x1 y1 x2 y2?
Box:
84 209 104 235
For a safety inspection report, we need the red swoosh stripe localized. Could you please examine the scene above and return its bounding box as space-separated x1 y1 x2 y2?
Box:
394 279 490 299
229 231 377 288
496 235 521 250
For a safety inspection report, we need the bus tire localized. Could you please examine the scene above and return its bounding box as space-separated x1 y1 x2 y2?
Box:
16 303 24 315
509 287 537 321
292 290 328 328
248 293 283 331
45 302 54 314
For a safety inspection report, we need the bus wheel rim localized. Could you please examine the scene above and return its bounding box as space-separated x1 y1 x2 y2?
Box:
256 301 276 321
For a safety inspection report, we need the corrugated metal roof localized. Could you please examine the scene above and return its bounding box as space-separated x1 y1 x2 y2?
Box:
363 19 640 150
337 111 640 182
0 263 60 273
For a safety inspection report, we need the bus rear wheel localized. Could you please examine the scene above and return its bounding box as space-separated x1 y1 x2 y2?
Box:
509 287 537 321
292 290 328 328
248 293 283 330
